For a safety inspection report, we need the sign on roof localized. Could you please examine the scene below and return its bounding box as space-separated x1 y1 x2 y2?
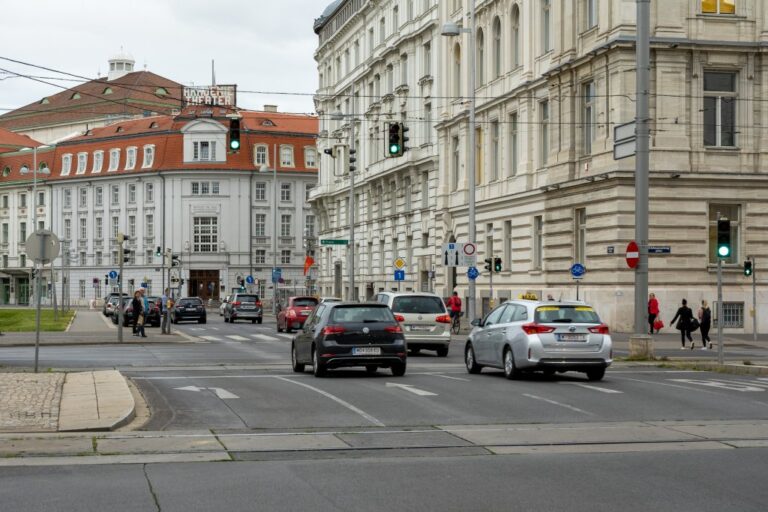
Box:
183 85 237 107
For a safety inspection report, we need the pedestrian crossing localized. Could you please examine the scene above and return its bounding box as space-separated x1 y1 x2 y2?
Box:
196 332 292 343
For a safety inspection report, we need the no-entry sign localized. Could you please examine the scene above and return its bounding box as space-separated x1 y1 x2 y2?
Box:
626 241 639 269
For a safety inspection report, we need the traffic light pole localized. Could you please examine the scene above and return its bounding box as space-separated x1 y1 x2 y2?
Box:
752 257 757 343
118 240 124 344
717 258 723 365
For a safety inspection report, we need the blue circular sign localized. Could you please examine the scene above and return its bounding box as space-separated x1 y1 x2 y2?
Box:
245 275 255 284
570 263 586 278
467 266 480 280
108 270 118 279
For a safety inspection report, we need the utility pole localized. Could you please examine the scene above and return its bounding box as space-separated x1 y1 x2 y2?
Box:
348 82 357 302
751 256 756 343
117 232 126 343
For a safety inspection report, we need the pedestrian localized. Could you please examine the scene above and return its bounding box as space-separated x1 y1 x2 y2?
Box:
648 293 660 334
698 300 712 350
131 291 145 337
141 289 150 332
161 288 170 334
669 298 694 349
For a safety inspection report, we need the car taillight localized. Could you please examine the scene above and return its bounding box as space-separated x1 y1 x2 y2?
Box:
287 310 297 318
436 315 451 324
256 301 262 306
322 325 345 335
232 301 241 306
521 323 556 335
394 314 405 322
385 324 403 333
588 324 610 334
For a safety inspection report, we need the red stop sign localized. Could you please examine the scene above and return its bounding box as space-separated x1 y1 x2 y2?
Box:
626 241 639 269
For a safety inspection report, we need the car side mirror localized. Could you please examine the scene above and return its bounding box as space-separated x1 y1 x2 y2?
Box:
470 318 482 327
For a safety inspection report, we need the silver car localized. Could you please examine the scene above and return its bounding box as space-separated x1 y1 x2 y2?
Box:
374 292 452 356
465 300 612 381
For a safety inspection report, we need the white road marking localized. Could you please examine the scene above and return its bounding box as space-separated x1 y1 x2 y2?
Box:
210 327 220 331
419 373 471 382
200 336 222 342
227 335 249 341
173 385 239 399
522 393 593 415
274 333 293 340
567 383 624 394
669 379 765 392
274 376 385 427
100 314 117 329
385 382 438 396
252 334 281 342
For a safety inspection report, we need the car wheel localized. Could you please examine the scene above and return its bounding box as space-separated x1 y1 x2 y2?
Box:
391 361 406 377
257 318 262 324
277 321 283 333
503 348 518 380
291 344 305 373
252 319 257 324
542 369 556 378
199 318 206 324
586 368 606 381
224 315 229 323
312 347 326 377
366 365 378 375
436 346 449 357
410 347 420 355
465 343 481 374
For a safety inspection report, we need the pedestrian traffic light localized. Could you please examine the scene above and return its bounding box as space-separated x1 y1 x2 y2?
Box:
744 260 753 277
494 257 502 272
717 217 731 259
484 258 492 272
387 122 402 157
229 118 241 151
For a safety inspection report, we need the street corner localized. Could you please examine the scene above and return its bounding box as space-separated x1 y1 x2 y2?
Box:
58 370 136 432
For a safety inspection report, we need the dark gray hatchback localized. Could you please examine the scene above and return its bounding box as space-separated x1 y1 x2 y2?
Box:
291 302 407 377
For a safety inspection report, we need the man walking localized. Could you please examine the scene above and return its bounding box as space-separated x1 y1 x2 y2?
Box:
161 288 170 334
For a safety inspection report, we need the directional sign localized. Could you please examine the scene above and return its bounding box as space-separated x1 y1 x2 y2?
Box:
626 241 640 269
570 263 586 279
442 243 462 267
109 270 119 279
245 275 255 284
320 239 349 246
393 257 406 270
394 270 405 281
272 268 282 283
467 266 480 280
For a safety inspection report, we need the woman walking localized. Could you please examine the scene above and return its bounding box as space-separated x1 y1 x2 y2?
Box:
698 300 712 350
131 291 147 338
648 293 660 334
670 299 694 349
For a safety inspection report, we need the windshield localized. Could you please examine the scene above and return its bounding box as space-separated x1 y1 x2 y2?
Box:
391 296 445 314
293 298 319 307
535 305 601 324
330 306 395 323
180 299 202 306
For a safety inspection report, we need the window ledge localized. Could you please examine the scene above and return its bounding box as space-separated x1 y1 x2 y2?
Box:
697 13 746 20
704 146 740 152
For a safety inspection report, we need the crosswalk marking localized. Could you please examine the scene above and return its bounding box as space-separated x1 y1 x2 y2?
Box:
200 335 222 342
251 334 280 342
227 335 249 341
569 383 623 394
669 379 765 392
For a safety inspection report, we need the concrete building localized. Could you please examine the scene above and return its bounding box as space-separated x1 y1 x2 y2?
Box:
312 0 442 300
0 108 318 306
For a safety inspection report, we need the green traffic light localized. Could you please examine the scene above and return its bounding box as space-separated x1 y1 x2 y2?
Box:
230 140 241 151
717 245 730 258
389 144 400 155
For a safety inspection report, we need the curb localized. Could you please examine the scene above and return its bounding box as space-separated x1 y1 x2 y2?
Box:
614 359 768 376
58 370 136 432
64 310 77 332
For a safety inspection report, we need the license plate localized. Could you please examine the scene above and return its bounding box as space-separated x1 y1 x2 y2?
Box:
241 306 254 310
557 334 587 342
410 325 431 332
300 310 310 316
353 347 381 356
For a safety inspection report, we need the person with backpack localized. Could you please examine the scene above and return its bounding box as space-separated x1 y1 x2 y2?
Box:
670 298 695 349
698 300 712 350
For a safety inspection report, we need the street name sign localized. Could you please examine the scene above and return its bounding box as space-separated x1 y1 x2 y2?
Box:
320 239 349 246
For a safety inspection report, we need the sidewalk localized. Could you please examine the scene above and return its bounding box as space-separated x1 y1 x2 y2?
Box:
0 370 135 433
0 309 194 347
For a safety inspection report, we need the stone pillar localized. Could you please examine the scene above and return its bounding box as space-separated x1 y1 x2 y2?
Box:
629 334 654 359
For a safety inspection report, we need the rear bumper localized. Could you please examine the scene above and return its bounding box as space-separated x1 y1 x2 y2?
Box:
321 354 406 369
231 310 263 319
534 358 611 371
403 334 451 348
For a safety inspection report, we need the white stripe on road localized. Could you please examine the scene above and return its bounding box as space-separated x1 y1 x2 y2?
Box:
566 383 624 394
522 393 593 415
200 336 222 342
227 335 249 341
669 379 765 392
418 373 471 382
274 376 385 427
251 334 281 342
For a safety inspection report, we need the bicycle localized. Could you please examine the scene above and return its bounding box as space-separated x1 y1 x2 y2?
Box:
450 311 463 335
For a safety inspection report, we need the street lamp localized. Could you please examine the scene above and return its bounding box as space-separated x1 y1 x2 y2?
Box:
260 158 279 311
442 5 477 324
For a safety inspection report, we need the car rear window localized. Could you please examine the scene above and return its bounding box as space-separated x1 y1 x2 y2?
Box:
293 298 319 307
391 296 446 314
180 298 202 306
535 305 601 324
330 306 395 323
236 295 259 302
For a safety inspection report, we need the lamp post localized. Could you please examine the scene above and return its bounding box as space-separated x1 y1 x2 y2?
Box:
442 4 477 324
260 151 279 312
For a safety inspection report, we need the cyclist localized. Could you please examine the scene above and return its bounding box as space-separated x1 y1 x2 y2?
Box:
446 291 462 331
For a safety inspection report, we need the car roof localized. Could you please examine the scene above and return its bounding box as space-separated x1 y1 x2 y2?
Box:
326 302 389 308
378 292 442 297
505 299 593 308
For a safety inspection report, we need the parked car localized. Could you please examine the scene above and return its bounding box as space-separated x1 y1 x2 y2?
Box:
171 297 207 324
111 296 161 327
319 297 342 304
277 296 319 332
374 292 452 356
219 295 231 316
103 293 121 316
291 302 407 377
464 300 612 381
224 293 263 324
111 297 132 325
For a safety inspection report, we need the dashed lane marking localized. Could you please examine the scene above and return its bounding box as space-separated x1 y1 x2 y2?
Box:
522 393 593 415
565 383 624 394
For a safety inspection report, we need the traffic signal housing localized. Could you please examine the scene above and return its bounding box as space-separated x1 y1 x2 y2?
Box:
484 258 492 272
171 254 180 267
122 247 132 265
229 118 241 151
387 122 402 156
717 217 731 259
155 246 162 258
494 257 502 272
744 260 753 277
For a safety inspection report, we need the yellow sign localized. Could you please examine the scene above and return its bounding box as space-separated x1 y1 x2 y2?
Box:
575 307 594 312
537 306 559 311
518 293 539 300
393 258 406 270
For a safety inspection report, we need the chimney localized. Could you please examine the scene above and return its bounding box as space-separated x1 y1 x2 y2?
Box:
264 105 278 113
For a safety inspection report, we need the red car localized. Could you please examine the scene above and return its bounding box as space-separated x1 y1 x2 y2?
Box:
277 296 319 333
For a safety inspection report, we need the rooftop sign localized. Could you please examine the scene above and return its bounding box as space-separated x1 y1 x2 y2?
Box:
183 85 237 107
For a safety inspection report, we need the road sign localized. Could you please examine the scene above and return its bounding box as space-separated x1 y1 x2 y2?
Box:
25 230 60 264
462 242 477 266
393 257 406 270
467 266 479 280
626 241 640 268
648 246 671 254
613 121 636 160
570 263 586 279
272 268 282 283
442 243 462 267
245 275 255 284
320 239 349 246
109 270 118 279
140 282 147 289
607 246 615 254
442 242 477 267
394 270 405 281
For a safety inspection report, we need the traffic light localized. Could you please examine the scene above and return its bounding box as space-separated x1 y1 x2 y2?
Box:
494 257 502 272
155 246 162 257
717 217 731 259
484 258 492 272
387 122 402 157
104 274 108 286
744 260 753 277
400 123 409 153
122 247 132 264
171 254 180 267
229 118 241 151
349 148 357 173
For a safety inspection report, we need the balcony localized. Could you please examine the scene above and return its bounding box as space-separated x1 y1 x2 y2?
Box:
252 236 269 245
279 236 295 246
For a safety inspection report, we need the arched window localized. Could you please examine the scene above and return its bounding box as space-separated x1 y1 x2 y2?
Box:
492 17 502 79
511 5 520 68
476 28 485 85
453 43 462 99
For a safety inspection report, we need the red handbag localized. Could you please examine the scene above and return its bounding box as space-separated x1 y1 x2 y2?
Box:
653 318 664 331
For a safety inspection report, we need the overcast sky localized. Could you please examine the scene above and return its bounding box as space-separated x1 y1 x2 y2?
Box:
0 0 323 115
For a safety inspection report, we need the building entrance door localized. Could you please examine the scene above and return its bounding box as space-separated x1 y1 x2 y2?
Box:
17 278 30 305
1 279 9 305
188 270 220 302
